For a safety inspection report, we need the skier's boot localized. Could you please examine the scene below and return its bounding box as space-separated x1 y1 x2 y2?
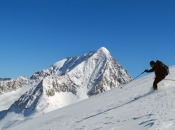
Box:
153 87 157 90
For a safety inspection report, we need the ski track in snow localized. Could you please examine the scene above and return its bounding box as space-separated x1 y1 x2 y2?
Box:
1 66 175 130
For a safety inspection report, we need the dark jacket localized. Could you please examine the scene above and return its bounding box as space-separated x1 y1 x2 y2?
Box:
146 62 166 78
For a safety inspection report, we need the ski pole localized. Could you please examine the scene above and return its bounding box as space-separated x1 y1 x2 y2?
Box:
152 78 175 82
121 71 145 89
132 71 145 81
163 79 175 82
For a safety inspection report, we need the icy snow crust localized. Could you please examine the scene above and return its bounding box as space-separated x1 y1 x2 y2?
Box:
2 66 175 130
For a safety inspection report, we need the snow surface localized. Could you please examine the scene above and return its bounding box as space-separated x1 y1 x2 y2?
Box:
1 66 175 130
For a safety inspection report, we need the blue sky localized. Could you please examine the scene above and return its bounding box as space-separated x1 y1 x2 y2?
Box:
0 0 175 78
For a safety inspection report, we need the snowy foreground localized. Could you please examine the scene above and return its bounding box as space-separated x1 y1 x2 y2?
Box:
1 66 175 130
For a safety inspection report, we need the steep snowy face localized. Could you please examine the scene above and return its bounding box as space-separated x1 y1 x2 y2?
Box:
8 76 83 116
29 47 132 97
0 76 28 94
7 47 132 116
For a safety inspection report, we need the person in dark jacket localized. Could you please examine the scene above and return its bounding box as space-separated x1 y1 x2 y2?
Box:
145 61 166 90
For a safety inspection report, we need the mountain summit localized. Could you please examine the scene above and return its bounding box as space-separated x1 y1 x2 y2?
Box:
5 47 132 117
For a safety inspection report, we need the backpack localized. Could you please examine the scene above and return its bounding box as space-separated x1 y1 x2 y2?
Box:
156 60 169 76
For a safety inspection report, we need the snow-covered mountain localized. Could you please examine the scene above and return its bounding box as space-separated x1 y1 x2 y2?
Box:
0 76 28 94
0 78 11 81
2 66 175 130
6 47 131 116
0 47 131 119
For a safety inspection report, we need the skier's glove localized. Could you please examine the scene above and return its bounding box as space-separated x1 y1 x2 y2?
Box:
145 69 148 72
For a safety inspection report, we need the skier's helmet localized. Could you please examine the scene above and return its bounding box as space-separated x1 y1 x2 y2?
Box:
150 61 155 65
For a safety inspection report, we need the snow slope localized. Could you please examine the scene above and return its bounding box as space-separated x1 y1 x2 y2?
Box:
2 66 175 130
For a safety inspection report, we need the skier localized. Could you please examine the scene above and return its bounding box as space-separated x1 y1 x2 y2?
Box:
145 60 169 90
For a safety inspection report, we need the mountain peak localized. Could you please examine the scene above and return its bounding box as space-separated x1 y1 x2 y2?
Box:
97 47 110 56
